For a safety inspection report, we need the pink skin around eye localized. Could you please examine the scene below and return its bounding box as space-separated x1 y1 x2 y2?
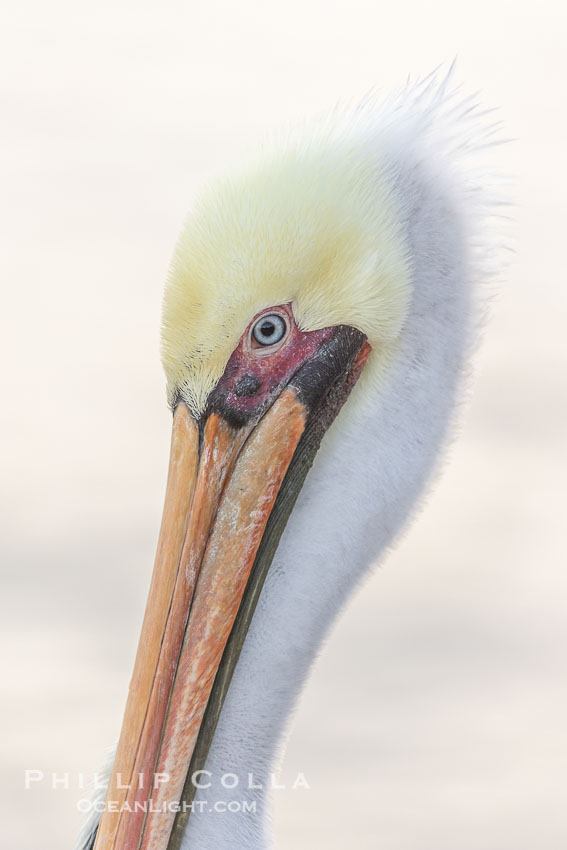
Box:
213 304 335 418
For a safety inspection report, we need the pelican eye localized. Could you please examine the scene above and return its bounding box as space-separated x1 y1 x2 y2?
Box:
252 313 287 347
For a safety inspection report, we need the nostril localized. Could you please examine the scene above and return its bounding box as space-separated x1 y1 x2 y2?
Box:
234 374 262 398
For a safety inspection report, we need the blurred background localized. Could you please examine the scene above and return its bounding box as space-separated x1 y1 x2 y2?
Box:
1 1 566 848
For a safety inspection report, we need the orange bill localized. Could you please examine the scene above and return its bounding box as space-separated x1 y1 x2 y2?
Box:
93 388 308 850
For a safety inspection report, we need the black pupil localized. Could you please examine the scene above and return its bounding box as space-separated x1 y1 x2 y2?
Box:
260 321 276 338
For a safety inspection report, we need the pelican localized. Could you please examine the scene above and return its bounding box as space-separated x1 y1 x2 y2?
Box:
77 72 502 850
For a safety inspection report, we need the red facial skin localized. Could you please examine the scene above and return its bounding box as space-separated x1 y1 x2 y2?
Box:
210 304 335 421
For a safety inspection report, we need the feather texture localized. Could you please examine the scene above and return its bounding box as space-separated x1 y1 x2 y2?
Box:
181 69 505 849
77 68 505 850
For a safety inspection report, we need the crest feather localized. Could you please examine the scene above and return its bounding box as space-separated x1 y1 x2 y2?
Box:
161 69 504 416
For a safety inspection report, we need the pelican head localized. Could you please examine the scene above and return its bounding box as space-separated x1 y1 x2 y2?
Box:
85 73 499 850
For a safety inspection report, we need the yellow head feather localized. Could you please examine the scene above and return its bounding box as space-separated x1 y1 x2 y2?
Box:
161 125 412 415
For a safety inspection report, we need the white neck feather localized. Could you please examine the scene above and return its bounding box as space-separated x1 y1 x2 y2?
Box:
182 75 500 849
